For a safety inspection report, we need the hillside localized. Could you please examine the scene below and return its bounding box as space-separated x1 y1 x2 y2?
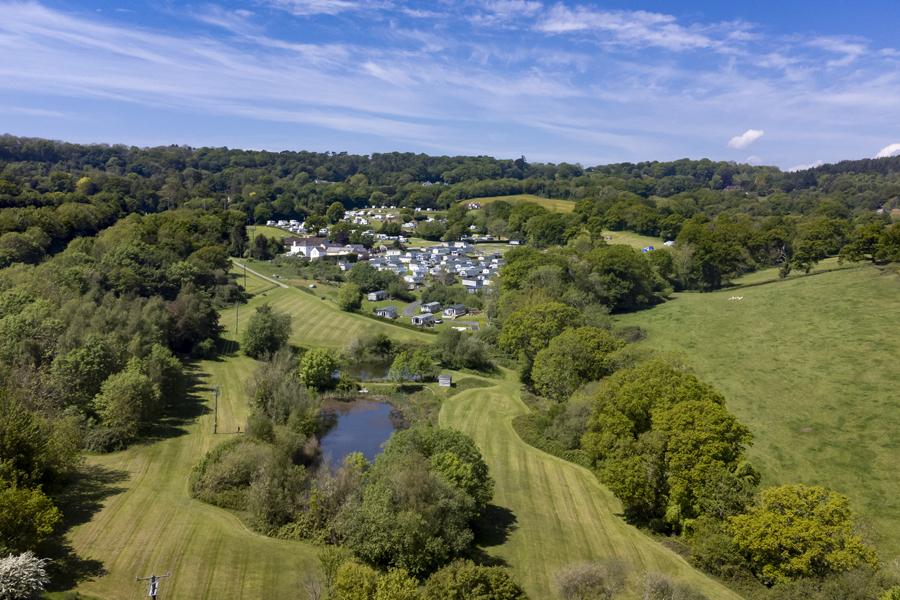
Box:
617 265 900 558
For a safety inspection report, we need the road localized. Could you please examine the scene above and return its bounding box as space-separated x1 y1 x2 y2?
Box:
232 261 288 288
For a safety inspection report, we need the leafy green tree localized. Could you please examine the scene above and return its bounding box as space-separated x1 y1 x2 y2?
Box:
92 360 161 442
383 427 494 513
298 348 338 390
432 329 491 371
423 560 526 600
327 202 346 224
531 327 624 401
332 561 378 600
336 451 475 577
654 400 752 525
389 349 437 383
375 569 421 600
242 304 292 358
0 483 62 553
729 484 878 584
498 302 579 360
49 334 123 410
338 283 363 312
140 343 183 405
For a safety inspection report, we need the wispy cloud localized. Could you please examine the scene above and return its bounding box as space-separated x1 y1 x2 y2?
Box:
875 143 900 158
728 129 764 149
0 1 899 167
535 4 713 51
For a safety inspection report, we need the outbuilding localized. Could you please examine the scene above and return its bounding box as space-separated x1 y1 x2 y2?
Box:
367 290 388 301
421 301 441 314
438 374 452 387
443 304 468 319
411 313 435 327
374 306 398 319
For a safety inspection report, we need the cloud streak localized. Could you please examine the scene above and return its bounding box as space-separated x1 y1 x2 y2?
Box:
0 1 898 167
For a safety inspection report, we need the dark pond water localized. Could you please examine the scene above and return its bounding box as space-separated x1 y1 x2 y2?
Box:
344 359 392 382
320 400 397 465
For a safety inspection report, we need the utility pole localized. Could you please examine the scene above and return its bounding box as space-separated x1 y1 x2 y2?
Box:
243 263 247 289
136 572 171 599
235 300 240 336
213 385 220 434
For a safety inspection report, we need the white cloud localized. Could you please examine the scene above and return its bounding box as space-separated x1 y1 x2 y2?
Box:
787 160 824 172
728 129 764 149
875 143 900 158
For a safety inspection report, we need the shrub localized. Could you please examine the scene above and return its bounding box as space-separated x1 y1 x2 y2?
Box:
556 561 626 600
0 551 50 600
189 437 271 509
423 560 526 600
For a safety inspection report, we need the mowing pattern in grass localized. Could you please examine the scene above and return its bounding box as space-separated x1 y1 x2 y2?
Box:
439 372 741 600
617 265 900 558
222 268 433 350
469 194 575 213
68 356 320 600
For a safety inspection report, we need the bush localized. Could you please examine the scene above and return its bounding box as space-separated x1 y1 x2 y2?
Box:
556 561 626 600
299 349 339 391
83 426 131 453
0 551 50 600
338 283 363 312
189 437 271 509
242 304 292 358
642 573 707 600
423 560 526 600
0 485 61 554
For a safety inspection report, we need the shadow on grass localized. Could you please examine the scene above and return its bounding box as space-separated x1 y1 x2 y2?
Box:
42 464 130 591
469 504 518 567
139 364 213 443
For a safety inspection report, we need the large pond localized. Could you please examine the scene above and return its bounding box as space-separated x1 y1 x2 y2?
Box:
319 400 398 465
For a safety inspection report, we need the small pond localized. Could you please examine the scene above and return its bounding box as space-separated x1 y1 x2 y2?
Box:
320 400 399 465
344 358 393 382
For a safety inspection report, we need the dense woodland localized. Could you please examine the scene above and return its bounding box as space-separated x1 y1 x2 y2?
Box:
1 135 899 599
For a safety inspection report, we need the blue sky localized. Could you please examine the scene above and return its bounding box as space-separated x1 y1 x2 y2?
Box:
2 1 900 169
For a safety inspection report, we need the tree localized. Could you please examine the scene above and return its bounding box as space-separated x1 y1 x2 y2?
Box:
242 304 292 358
423 560 526 600
338 283 363 312
389 349 437 383
92 360 161 442
0 484 61 554
299 348 338 390
432 329 491 371
336 452 475 577
327 202 346 224
729 484 878 584
531 327 624 401
375 569 421 600
332 562 378 600
498 302 579 360
0 551 50 600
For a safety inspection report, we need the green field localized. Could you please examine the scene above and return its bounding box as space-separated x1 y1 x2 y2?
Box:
247 225 294 240
617 265 900 559
67 353 322 600
440 372 740 599
65 266 733 599
469 194 576 213
601 229 665 250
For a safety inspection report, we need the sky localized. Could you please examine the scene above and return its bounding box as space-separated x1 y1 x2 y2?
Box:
2 1 900 169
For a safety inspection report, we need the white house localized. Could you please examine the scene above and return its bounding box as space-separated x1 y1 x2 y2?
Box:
411 313 435 327
367 290 387 301
374 306 398 319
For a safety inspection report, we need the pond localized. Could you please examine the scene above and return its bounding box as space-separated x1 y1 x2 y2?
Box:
319 400 398 465
343 358 393 382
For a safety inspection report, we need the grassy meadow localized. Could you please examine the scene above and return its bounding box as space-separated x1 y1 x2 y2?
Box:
617 264 900 559
469 194 576 213
601 229 664 250
64 266 735 599
440 371 740 599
